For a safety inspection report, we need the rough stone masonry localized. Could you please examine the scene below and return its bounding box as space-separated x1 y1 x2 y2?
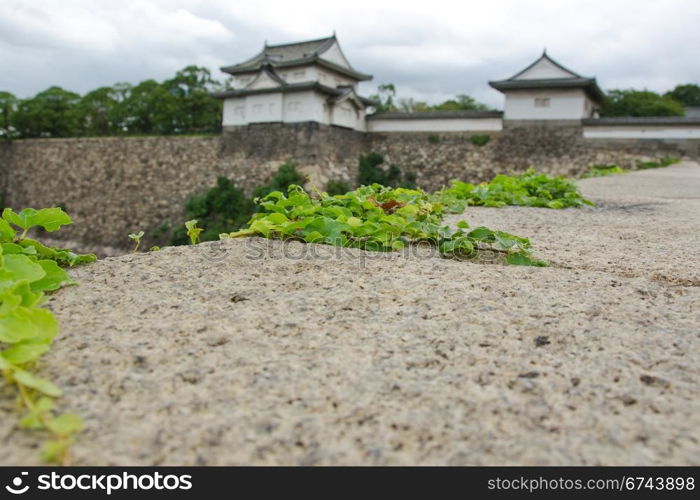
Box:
1 162 698 465
0 121 695 249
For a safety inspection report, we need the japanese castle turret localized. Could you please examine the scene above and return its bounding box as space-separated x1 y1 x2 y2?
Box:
489 51 604 121
214 34 374 131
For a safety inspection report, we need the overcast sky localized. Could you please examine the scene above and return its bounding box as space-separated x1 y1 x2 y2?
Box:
1 0 698 108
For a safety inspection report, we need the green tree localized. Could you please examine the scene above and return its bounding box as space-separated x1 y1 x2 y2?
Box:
358 152 415 188
0 65 251 138
358 152 388 185
431 94 488 111
600 89 684 117
106 82 133 133
161 66 223 134
117 79 174 134
397 98 430 112
665 84 700 107
369 83 397 112
0 91 18 138
379 88 488 113
74 87 120 136
13 86 81 137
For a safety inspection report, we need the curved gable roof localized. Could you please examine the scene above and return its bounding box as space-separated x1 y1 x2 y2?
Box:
263 36 336 63
489 51 604 104
509 50 582 80
212 80 375 108
221 34 372 81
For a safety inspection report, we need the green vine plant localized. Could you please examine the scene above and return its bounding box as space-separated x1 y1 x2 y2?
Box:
128 231 144 253
637 157 681 170
221 184 547 266
436 168 595 210
185 219 203 246
469 134 491 147
581 164 627 178
0 207 96 464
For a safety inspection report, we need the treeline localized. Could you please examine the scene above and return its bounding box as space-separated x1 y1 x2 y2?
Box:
2 71 699 140
369 84 491 113
370 82 700 117
0 66 227 139
601 85 700 117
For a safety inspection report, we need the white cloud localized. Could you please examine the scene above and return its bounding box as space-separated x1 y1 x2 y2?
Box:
0 0 698 108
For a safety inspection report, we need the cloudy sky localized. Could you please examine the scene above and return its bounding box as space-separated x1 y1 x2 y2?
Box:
1 0 699 108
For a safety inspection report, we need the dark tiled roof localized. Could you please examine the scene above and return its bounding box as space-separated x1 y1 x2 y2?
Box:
211 81 374 107
328 86 377 106
221 34 372 81
508 51 582 80
367 111 503 120
583 117 700 126
264 36 336 60
254 66 287 86
224 36 334 71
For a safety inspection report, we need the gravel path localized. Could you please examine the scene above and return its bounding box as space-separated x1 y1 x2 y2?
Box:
1 162 698 465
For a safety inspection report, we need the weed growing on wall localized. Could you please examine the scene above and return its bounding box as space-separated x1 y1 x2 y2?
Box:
222 184 547 266
469 134 491 147
437 168 594 209
185 219 203 245
581 157 679 179
0 207 96 464
128 231 145 252
581 164 627 178
637 157 681 169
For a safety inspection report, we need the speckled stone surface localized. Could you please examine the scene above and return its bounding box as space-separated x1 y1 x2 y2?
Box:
1 163 698 465
445 162 700 286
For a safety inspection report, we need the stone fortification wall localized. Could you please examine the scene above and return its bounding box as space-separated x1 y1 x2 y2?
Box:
1 121 694 249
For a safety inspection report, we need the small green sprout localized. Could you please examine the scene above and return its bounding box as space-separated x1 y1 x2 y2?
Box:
185 220 203 246
128 231 145 253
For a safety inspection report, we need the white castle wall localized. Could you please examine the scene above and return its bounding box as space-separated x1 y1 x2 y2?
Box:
504 89 595 120
223 91 367 131
367 117 502 133
223 92 325 126
583 125 700 139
